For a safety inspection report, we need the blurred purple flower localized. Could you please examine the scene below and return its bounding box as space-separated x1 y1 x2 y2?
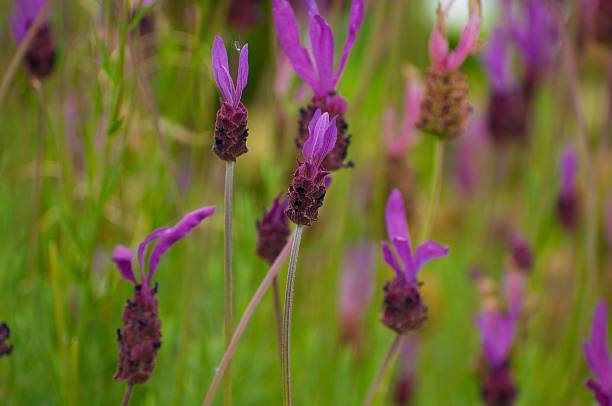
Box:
583 300 612 406
212 35 249 161
581 0 612 48
557 144 579 231
286 109 337 226
227 0 264 31
454 113 489 196
383 78 423 159
256 195 291 264
338 242 374 344
112 207 215 385
10 0 56 79
381 189 449 333
510 233 533 273
0 323 13 357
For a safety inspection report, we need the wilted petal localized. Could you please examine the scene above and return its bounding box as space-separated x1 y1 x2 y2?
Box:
112 245 136 284
147 206 216 282
381 241 403 279
235 44 249 103
309 14 335 95
212 36 236 105
333 0 364 87
385 189 411 251
137 227 170 271
412 241 449 274
447 14 481 71
272 0 319 93
583 301 612 393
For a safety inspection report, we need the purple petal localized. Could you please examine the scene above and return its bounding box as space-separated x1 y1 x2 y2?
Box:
332 0 364 87
147 206 215 283
302 111 337 166
235 43 249 103
412 241 449 274
559 144 578 194
212 36 236 105
584 301 612 392
323 175 332 189
11 0 47 44
391 237 414 280
308 108 323 136
477 311 515 367
137 227 170 271
309 14 335 95
381 241 403 279
446 14 481 71
482 27 512 90
428 19 449 70
272 0 319 94
504 271 525 319
385 189 411 251
112 245 136 284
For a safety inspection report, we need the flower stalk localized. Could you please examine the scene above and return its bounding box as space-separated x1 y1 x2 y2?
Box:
223 160 235 406
421 140 445 241
362 334 403 406
122 384 134 406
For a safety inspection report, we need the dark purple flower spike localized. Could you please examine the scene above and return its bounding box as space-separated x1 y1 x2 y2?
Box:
10 0 56 79
557 144 579 231
272 0 364 170
285 109 337 226
256 195 291 264
0 323 13 357
111 207 215 386
583 300 612 406
510 233 533 273
212 35 249 161
419 2 480 139
380 189 449 334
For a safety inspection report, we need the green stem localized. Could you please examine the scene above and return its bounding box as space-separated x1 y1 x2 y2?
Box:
421 139 445 241
281 225 304 406
362 334 403 406
224 161 235 406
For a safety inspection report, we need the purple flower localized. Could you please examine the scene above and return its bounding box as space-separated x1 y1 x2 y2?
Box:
285 109 337 226
583 300 612 406
338 242 374 344
0 323 13 357
272 0 364 98
256 195 291 264
10 0 56 79
212 35 249 161
381 189 449 333
557 144 579 230
509 233 533 273
112 207 215 385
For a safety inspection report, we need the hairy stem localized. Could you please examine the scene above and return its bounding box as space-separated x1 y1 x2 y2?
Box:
421 140 445 241
281 225 304 406
362 335 403 406
223 160 235 406
272 277 283 366
121 384 133 406
202 235 294 406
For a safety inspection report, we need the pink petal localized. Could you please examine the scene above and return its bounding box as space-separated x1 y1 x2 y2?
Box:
428 22 449 70
446 14 481 71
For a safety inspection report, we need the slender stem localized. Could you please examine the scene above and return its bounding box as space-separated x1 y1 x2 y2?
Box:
362 335 403 406
122 384 134 406
272 277 283 365
223 161 235 406
0 0 52 109
202 235 294 406
420 140 445 241
281 225 304 406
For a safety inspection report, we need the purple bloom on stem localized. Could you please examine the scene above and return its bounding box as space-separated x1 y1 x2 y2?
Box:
583 300 612 406
285 109 337 226
0 323 13 357
111 207 215 385
212 35 249 161
557 144 579 231
381 189 449 334
10 0 56 79
256 195 291 264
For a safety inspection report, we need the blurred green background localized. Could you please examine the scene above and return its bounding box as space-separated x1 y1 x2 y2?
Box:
0 0 611 404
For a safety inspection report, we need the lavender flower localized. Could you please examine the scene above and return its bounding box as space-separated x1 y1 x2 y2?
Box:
272 0 364 170
583 300 612 406
112 207 215 385
509 233 533 273
212 35 249 161
285 109 337 226
477 271 524 406
419 3 480 139
256 195 291 264
0 323 13 357
381 189 449 333
338 242 374 346
10 0 56 79
557 144 579 231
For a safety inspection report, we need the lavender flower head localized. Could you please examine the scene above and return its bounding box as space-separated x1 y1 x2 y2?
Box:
10 0 56 79
212 35 249 161
285 109 337 226
557 144 579 231
419 2 480 139
256 195 291 264
272 0 364 170
111 207 215 385
381 189 449 334
0 323 13 357
338 242 374 345
477 271 524 406
583 300 612 406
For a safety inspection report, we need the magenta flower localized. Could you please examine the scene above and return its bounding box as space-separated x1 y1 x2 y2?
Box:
583 300 612 406
383 78 424 159
112 207 215 385
419 4 480 139
557 144 579 231
10 0 56 79
0 323 13 357
285 109 337 226
272 0 364 170
256 195 291 264
338 242 374 345
212 35 249 161
380 189 449 333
